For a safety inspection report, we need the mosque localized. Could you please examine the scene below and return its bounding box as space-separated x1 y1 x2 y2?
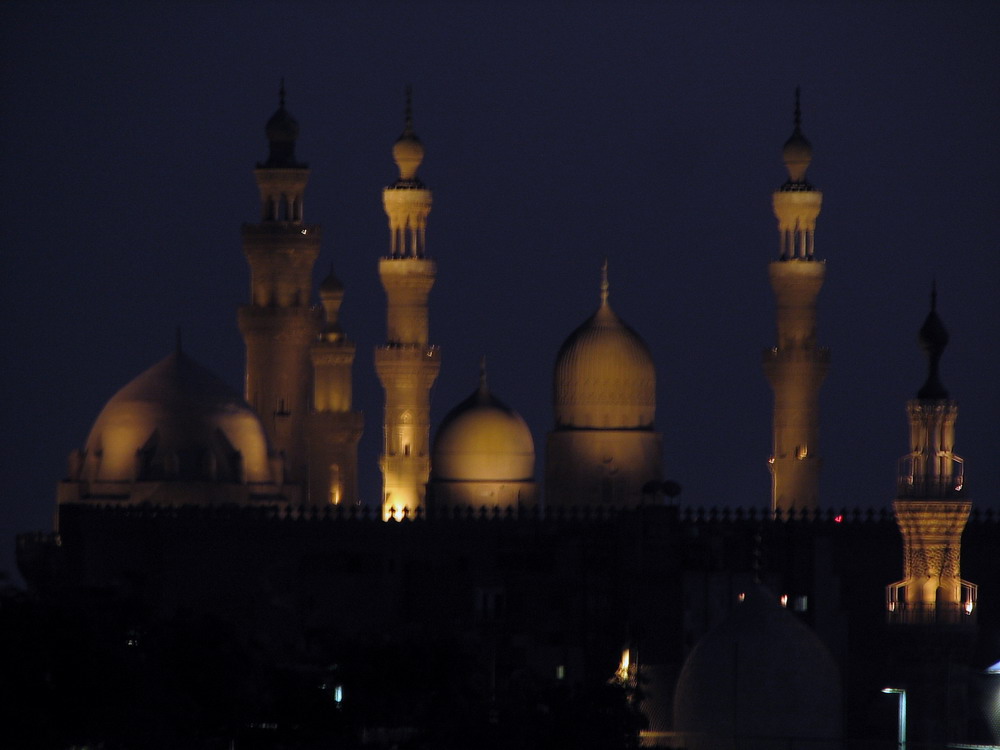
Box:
17 89 1000 748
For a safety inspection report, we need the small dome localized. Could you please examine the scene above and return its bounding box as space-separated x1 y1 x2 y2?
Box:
673 586 841 749
433 376 534 482
554 286 655 429
81 350 274 485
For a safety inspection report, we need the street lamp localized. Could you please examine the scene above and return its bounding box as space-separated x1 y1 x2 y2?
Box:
882 687 907 750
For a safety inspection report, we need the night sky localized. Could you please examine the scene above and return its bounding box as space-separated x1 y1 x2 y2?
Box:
2 2 998 579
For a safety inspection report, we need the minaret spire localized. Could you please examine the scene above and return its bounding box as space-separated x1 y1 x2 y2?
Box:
377 89 441 520
763 91 829 513
238 91 321 490
600 258 610 305
887 292 974 624
403 84 414 137
479 355 489 393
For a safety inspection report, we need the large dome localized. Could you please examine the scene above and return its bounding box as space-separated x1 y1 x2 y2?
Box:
432 376 534 482
673 585 841 749
80 350 274 485
554 297 655 429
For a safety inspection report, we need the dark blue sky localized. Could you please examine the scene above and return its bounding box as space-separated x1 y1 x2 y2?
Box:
2 1 998 578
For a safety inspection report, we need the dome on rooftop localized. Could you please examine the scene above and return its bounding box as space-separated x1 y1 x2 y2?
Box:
673 585 842 749
79 350 274 485
433 377 534 483
554 296 655 429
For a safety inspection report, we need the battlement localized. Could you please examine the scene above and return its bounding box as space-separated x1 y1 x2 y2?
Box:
32 501 1000 528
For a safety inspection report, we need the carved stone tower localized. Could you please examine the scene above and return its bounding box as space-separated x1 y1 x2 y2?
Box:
306 268 364 505
763 90 829 514
238 84 321 487
887 289 976 625
375 89 441 520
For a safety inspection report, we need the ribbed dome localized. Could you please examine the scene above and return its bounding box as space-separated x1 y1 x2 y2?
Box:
81 350 274 485
433 377 534 482
554 298 655 429
673 586 841 749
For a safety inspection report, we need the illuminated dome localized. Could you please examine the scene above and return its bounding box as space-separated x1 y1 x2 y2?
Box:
673 586 841 749
433 373 534 482
554 273 655 429
80 350 274 485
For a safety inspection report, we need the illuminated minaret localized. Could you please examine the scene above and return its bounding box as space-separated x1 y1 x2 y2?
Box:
887 289 976 624
375 88 440 521
763 90 829 513
306 267 364 505
238 84 321 486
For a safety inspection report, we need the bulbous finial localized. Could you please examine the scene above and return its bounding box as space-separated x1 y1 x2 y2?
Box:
600 259 610 306
393 84 425 180
782 87 813 184
917 281 949 400
263 79 302 168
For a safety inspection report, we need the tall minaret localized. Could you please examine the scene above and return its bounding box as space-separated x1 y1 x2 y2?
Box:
238 84 321 486
887 289 975 624
763 90 829 514
306 267 364 505
375 88 441 521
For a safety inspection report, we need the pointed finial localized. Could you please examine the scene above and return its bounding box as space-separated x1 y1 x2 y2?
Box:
403 84 414 137
600 259 610 305
479 356 488 392
793 86 801 131
279 78 286 109
931 278 938 312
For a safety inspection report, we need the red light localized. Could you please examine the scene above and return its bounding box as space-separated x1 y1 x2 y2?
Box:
834 514 843 523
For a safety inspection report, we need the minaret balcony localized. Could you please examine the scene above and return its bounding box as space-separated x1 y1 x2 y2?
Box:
886 580 977 626
896 476 966 499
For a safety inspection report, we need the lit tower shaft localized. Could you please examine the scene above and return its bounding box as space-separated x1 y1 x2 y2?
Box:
376 90 440 521
238 85 321 486
306 268 364 505
763 91 829 513
887 290 975 624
